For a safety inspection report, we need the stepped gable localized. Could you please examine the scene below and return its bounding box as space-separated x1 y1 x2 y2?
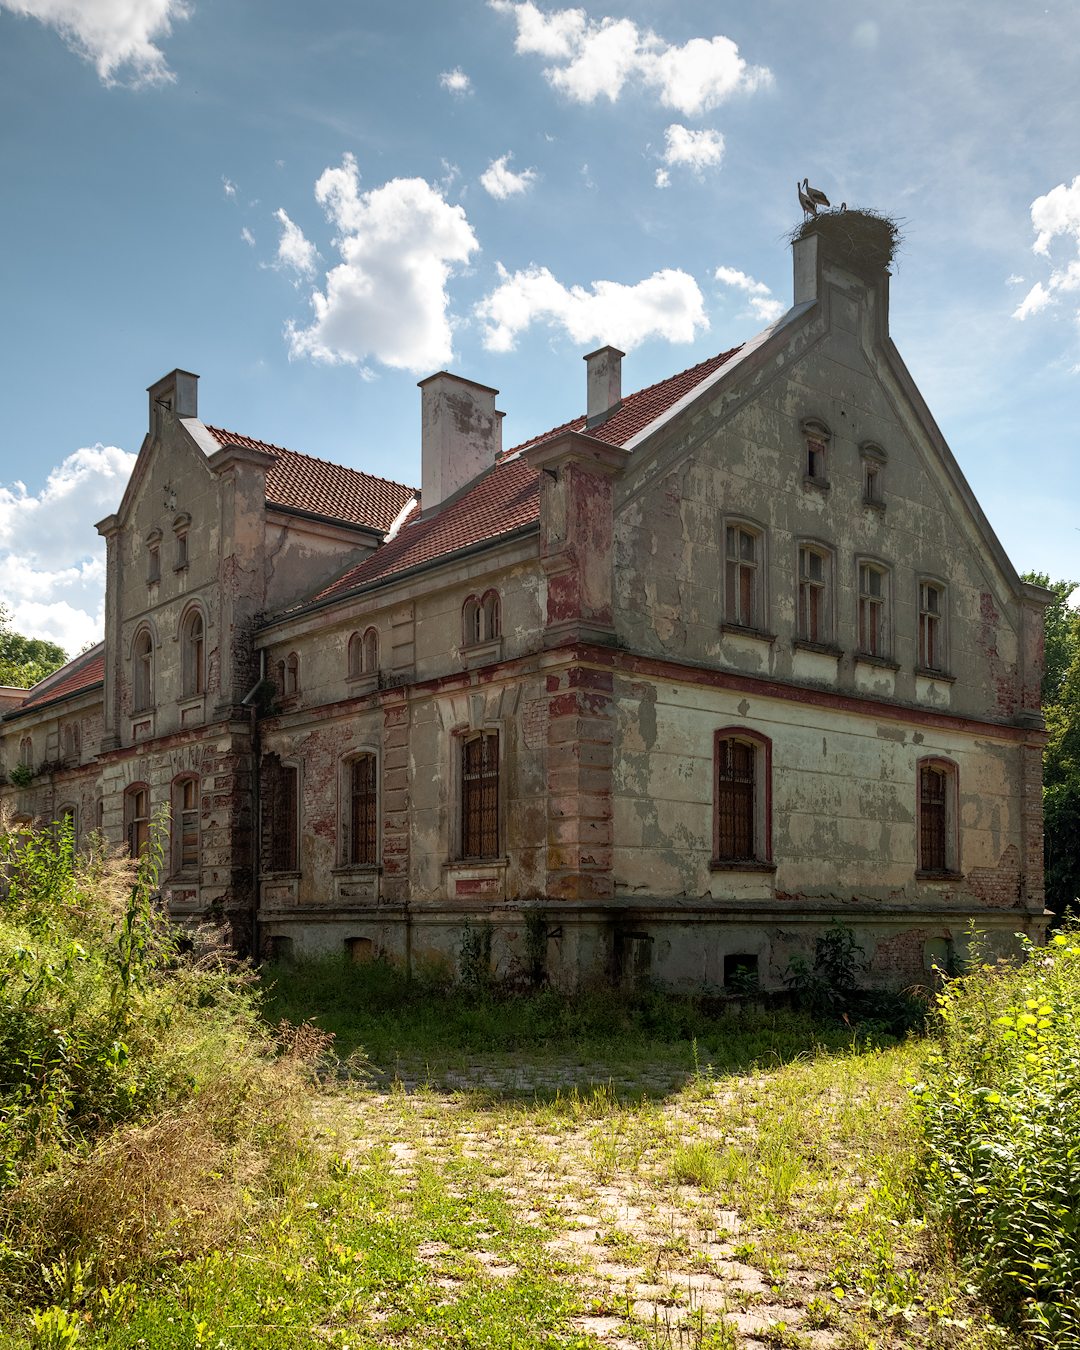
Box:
7 644 105 716
203 426 415 533
311 346 743 604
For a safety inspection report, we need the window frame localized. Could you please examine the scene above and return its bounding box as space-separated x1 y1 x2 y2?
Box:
458 728 501 861
341 750 380 868
146 528 162 584
173 512 191 572
860 442 887 510
711 728 774 870
917 577 948 675
179 605 206 698
125 782 152 859
723 520 767 633
131 625 155 712
171 774 200 877
795 540 834 647
261 756 300 875
856 558 892 661
916 757 961 878
462 590 502 648
800 416 832 490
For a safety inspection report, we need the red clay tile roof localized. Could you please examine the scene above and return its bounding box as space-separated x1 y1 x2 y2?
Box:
7 644 105 717
310 346 742 605
204 426 415 533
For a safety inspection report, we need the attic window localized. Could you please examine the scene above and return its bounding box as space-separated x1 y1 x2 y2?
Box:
147 543 160 584
860 443 887 510
173 513 191 571
800 418 831 489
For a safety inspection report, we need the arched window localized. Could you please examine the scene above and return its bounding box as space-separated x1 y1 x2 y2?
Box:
61 722 81 764
713 729 773 866
125 783 151 858
173 776 200 875
461 730 499 859
18 736 32 767
181 608 205 697
284 652 299 696
349 628 379 678
917 758 959 876
133 628 154 711
462 592 501 647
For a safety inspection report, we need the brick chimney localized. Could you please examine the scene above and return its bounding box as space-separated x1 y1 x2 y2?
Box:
583 346 624 429
419 372 504 513
792 210 895 336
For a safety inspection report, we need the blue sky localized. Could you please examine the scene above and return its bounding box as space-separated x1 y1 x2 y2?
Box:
1 0 1078 652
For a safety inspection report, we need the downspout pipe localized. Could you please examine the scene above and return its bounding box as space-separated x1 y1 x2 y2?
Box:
240 649 267 960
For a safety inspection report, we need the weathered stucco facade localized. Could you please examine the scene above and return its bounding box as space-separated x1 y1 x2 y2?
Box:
1 214 1051 991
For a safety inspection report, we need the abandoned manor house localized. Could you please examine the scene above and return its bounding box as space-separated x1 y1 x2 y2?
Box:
0 213 1052 990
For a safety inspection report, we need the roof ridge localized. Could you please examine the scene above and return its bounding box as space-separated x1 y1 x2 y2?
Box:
204 424 417 494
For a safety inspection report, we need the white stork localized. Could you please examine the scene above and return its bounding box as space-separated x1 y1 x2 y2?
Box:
802 178 830 212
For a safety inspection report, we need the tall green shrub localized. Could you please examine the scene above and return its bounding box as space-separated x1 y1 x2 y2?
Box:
914 931 1080 1345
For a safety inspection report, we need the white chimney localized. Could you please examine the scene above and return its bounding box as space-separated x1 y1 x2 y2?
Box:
419 372 503 513
584 345 624 428
147 369 198 431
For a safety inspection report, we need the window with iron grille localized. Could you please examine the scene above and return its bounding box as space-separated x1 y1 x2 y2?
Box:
175 776 199 873
919 762 952 873
797 544 829 643
262 757 299 872
715 737 756 860
918 581 945 671
349 754 378 866
857 562 888 657
725 525 761 629
461 731 499 859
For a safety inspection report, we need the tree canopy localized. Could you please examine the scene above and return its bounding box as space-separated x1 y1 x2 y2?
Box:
0 607 67 689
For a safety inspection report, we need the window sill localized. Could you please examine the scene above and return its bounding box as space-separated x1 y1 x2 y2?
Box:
332 863 383 876
802 476 831 492
260 869 301 880
793 639 843 657
862 498 887 513
721 624 776 644
916 869 964 882
915 667 956 684
710 859 777 873
461 637 503 668
173 563 189 574
346 672 380 694
854 652 899 671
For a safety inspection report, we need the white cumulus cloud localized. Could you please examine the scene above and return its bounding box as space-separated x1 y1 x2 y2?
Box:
661 124 724 178
480 153 538 200
273 209 318 279
1014 177 1080 340
715 266 785 324
0 0 189 86
476 263 707 353
284 153 479 373
490 1 770 115
440 67 472 94
0 444 136 652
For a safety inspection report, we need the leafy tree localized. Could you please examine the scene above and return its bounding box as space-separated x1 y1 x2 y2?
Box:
0 606 67 688
1024 572 1080 915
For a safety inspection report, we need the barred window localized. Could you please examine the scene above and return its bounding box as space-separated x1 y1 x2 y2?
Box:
349 754 378 866
715 737 756 861
461 731 499 859
918 760 957 875
262 757 299 872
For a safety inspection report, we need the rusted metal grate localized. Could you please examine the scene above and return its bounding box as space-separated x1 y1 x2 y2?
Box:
462 731 499 859
350 754 378 865
920 766 947 871
716 738 755 860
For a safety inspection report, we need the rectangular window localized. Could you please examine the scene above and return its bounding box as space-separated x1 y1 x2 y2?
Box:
178 778 199 872
858 563 887 657
864 463 880 503
725 526 760 629
262 759 299 872
797 546 828 643
919 582 944 671
147 544 160 583
176 532 189 570
462 731 499 859
715 738 755 860
127 787 150 858
349 755 378 866
919 765 948 872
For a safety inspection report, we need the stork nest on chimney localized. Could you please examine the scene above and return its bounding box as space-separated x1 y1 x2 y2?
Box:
790 208 902 279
